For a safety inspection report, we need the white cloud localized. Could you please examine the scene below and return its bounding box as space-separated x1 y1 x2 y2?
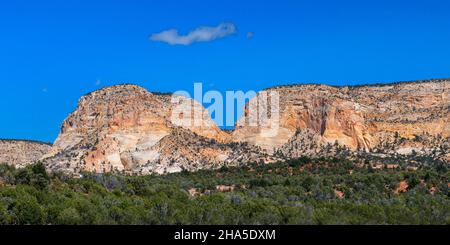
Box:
150 22 237 45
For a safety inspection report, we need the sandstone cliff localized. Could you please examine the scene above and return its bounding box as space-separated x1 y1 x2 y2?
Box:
43 85 264 174
233 79 450 162
35 79 450 175
0 140 51 167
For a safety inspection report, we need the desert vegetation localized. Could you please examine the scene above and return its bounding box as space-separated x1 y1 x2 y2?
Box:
0 157 449 225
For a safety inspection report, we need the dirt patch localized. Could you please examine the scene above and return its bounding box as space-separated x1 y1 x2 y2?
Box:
188 188 200 197
430 186 438 195
395 181 409 194
216 185 235 192
334 189 345 199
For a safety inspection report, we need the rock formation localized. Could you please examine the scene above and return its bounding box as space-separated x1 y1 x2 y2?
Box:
42 85 265 174
0 140 51 167
3 79 448 175
233 79 450 161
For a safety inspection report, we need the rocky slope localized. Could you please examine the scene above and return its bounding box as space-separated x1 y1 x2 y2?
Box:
0 140 51 167
34 79 450 175
42 85 265 174
233 79 450 162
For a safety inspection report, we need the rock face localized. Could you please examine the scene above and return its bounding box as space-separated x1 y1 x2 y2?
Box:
0 140 51 167
233 79 450 161
43 85 264 174
42 79 450 175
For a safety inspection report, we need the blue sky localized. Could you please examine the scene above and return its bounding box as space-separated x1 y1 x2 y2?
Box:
1 0 450 142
